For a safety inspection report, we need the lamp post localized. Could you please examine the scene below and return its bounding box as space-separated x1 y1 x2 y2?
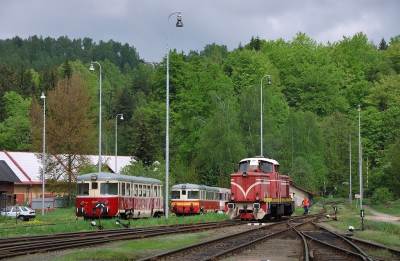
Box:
358 105 362 209
40 92 46 216
349 134 352 204
260 75 271 156
165 11 183 219
89 62 102 173
115 114 124 173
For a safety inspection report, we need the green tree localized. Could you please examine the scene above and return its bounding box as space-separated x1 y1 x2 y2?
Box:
30 73 96 206
0 91 31 150
378 38 388 50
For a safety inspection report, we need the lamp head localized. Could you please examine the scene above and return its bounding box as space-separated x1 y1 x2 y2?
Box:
267 75 272 85
176 13 183 27
357 105 361 112
120 114 124 120
89 62 95 72
40 92 46 99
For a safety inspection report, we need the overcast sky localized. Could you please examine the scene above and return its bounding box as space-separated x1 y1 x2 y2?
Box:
1 1 399 63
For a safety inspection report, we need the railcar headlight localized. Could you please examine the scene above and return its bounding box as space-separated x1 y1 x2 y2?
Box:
80 201 84 206
104 200 109 206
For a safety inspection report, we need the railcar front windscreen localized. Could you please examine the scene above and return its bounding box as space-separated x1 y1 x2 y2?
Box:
77 183 89 195
188 191 199 199
100 183 118 195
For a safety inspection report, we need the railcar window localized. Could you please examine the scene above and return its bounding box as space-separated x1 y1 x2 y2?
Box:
92 182 98 190
188 190 199 199
100 183 118 195
77 183 89 195
239 162 250 172
134 184 138 196
275 165 280 173
154 186 159 197
182 190 186 195
139 185 142 197
171 191 180 199
260 161 273 172
126 183 131 196
121 183 125 196
147 185 151 197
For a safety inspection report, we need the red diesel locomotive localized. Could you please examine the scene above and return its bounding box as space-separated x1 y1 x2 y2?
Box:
171 184 230 216
225 156 295 221
76 172 164 219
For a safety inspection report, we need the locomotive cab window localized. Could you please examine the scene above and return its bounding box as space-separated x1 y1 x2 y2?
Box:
92 182 98 190
100 183 118 195
77 183 89 195
260 161 273 172
239 161 250 172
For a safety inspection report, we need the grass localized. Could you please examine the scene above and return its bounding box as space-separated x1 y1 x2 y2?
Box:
54 231 214 261
311 198 400 250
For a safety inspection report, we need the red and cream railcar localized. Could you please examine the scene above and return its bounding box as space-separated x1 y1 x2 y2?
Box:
225 156 295 221
76 172 164 219
171 184 230 216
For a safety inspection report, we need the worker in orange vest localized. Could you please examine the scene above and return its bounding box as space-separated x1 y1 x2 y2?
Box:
302 198 309 215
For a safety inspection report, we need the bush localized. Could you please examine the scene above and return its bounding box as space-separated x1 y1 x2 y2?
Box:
371 187 393 205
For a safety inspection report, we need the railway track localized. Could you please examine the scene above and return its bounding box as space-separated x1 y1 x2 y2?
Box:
136 215 400 261
0 221 240 259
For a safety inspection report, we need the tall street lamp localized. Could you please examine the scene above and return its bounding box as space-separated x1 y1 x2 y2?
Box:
89 62 102 173
358 105 363 209
40 92 46 216
115 114 124 173
349 134 352 204
260 75 271 156
165 11 183 219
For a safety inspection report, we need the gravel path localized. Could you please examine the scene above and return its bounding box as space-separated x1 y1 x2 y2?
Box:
362 205 400 225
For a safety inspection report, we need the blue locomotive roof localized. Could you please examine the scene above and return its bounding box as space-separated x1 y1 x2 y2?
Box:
77 172 162 185
171 183 219 192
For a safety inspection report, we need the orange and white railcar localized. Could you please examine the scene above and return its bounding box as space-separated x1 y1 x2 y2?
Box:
171 184 230 216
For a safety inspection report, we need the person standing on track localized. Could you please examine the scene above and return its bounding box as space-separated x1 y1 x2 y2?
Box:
302 198 309 215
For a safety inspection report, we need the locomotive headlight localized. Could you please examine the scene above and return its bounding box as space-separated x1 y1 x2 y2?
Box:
230 196 235 201
104 200 109 206
80 201 84 206
227 203 235 209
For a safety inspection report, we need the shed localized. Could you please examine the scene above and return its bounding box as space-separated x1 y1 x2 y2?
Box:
0 160 21 211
